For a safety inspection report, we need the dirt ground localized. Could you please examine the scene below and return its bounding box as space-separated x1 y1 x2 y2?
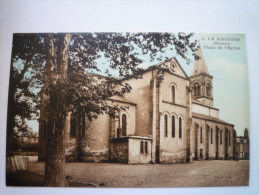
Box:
23 160 249 187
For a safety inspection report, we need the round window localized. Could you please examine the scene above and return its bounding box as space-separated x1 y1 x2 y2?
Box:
169 62 177 72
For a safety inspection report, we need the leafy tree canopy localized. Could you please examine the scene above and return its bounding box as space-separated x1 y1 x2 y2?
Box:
8 32 198 136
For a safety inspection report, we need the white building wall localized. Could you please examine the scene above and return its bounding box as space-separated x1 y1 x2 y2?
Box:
192 103 219 118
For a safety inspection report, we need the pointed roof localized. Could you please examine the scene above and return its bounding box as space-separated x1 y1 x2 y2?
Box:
191 46 210 76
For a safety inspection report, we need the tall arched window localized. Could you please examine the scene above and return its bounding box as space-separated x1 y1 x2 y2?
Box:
145 141 148 153
70 114 77 138
193 85 196 96
197 85 200 96
193 83 200 96
211 128 213 144
206 83 211 96
171 85 175 104
200 126 203 143
179 117 182 138
231 131 233 145
122 114 127 136
220 130 223 144
164 115 168 137
172 115 175 137
140 141 144 153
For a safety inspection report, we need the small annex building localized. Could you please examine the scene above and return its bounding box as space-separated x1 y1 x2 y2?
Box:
39 47 236 164
236 128 249 160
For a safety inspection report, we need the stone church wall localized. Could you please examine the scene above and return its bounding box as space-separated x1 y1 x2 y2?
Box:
217 124 226 160
64 113 110 162
192 103 219 118
226 126 235 160
63 99 136 162
206 121 217 160
128 138 152 164
38 55 237 164
191 118 235 161
159 73 189 163
110 138 128 163
124 71 154 137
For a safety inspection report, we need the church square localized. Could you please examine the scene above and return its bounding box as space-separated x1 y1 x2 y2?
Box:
6 33 249 187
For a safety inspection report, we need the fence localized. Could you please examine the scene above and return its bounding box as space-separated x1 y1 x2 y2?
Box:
6 156 29 173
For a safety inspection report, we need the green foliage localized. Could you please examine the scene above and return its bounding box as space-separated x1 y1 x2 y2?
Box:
7 34 47 154
7 32 199 186
7 32 198 143
42 33 198 119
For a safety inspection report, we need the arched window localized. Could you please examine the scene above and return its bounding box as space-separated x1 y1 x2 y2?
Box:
206 83 211 96
179 117 182 138
70 115 77 138
197 85 200 96
220 130 223 144
193 85 196 96
193 83 200 96
200 126 203 143
122 114 127 136
231 131 233 145
172 115 175 137
211 128 213 144
145 141 148 153
164 115 168 137
171 85 175 104
140 141 144 153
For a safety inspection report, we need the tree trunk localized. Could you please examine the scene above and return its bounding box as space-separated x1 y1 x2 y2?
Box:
44 115 68 187
44 33 71 187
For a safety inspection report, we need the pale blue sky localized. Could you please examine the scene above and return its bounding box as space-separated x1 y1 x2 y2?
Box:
28 33 249 136
127 33 249 136
142 33 249 136
195 33 249 136
156 33 248 136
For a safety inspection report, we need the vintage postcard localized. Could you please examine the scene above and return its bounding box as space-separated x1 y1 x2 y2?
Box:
6 33 249 187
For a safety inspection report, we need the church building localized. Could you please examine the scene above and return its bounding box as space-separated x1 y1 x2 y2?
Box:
38 47 236 164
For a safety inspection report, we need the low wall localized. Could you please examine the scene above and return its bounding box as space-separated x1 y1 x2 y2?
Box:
110 136 152 164
128 137 152 164
110 137 128 163
6 156 28 173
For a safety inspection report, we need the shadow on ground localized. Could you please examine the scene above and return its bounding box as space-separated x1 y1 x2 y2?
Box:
6 171 44 186
6 171 102 187
6 160 249 187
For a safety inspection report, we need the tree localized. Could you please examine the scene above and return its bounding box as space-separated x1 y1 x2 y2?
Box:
7 34 46 155
8 32 198 186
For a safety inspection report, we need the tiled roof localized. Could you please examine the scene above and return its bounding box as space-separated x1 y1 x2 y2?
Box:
192 112 234 126
109 96 137 106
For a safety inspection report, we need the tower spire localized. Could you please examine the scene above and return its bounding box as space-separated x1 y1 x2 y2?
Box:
191 46 210 76
190 45 214 106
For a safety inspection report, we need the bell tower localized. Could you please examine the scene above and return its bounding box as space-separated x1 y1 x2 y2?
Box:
190 46 214 106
